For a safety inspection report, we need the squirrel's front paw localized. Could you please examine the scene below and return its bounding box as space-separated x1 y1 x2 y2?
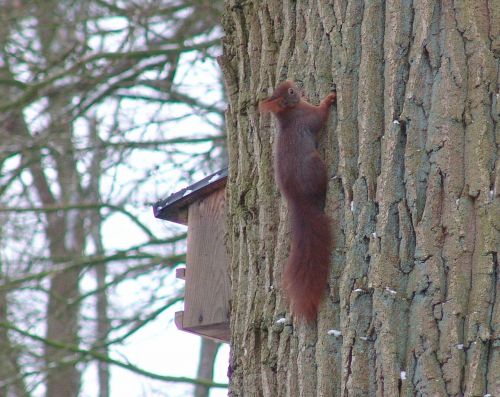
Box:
323 92 337 106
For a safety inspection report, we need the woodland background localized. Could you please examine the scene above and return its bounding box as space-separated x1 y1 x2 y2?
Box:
2 0 499 397
0 1 227 396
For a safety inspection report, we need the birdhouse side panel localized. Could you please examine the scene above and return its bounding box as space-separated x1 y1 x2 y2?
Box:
183 188 230 331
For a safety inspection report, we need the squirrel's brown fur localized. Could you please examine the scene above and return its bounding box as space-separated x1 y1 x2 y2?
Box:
260 80 335 321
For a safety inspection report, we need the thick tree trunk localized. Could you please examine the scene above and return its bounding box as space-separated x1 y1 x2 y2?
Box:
219 1 499 396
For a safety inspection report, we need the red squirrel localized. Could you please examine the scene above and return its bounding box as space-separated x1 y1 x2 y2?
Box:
260 80 336 321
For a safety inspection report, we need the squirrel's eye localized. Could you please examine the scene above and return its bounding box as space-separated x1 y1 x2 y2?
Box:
288 87 295 95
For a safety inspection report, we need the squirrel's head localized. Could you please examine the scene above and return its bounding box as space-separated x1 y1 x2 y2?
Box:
259 80 301 113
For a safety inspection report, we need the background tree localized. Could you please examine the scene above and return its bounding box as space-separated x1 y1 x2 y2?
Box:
219 0 498 396
0 0 227 396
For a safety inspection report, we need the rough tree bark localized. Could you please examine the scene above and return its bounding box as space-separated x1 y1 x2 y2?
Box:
219 1 499 396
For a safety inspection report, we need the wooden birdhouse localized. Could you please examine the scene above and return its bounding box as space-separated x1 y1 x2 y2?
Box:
153 168 230 343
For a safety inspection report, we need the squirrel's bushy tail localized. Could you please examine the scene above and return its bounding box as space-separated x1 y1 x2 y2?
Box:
283 200 331 321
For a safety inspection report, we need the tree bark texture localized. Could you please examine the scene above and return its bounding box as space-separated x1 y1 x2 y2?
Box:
219 1 499 396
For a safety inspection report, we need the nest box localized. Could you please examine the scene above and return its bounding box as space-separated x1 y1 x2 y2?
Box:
153 168 230 343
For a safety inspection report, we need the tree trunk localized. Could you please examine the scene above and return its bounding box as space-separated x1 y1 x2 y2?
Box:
194 339 221 397
219 1 499 396
0 281 29 397
35 3 85 395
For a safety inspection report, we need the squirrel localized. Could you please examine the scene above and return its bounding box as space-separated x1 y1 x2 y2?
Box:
260 80 336 321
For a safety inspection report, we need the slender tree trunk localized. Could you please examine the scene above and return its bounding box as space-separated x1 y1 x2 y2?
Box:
3 99 83 397
194 339 221 397
35 3 85 395
86 117 110 397
90 210 110 397
3 98 83 397
95 261 110 397
0 11 27 396
219 1 499 396
42 105 83 397
0 275 29 397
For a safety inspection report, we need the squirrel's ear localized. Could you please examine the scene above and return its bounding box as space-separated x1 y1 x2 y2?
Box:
259 96 283 113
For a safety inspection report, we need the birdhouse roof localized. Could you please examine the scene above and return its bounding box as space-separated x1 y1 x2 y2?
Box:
153 167 228 225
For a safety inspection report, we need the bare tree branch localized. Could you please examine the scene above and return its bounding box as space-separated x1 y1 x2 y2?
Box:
0 322 228 389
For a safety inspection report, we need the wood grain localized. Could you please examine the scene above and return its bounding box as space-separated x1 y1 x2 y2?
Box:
182 188 230 342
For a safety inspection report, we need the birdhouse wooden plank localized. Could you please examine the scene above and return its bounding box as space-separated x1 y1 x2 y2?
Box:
153 168 230 343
